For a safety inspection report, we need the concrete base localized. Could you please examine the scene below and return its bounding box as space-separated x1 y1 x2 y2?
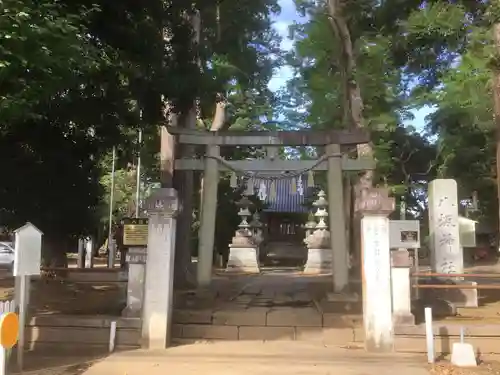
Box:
393 313 415 326
420 279 478 308
303 248 332 274
226 247 260 273
451 342 477 367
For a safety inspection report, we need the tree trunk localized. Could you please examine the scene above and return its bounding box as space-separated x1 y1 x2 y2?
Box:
173 10 203 290
492 23 500 251
197 3 227 264
327 0 372 287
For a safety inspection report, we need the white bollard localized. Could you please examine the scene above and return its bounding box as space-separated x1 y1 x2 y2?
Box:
109 321 117 353
424 307 435 363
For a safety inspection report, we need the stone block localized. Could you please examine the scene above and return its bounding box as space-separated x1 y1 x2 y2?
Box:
226 247 260 273
322 314 360 328
353 327 365 342
25 326 140 346
181 324 238 340
238 326 295 341
451 343 477 367
295 327 354 345
419 279 478 308
172 324 183 338
213 308 267 326
266 308 322 327
303 248 332 274
326 293 359 302
394 336 429 353
173 310 213 324
393 313 415 326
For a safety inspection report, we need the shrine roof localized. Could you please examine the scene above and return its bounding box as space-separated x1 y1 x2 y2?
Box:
255 177 311 213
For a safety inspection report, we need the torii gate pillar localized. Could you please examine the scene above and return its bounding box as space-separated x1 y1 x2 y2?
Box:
326 143 349 292
197 145 220 287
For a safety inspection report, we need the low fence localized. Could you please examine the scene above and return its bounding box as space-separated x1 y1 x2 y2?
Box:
0 300 16 314
0 299 16 360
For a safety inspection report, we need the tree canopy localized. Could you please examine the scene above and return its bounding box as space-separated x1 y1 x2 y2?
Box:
2 0 500 254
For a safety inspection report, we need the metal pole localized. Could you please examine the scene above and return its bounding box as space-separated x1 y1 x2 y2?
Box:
16 275 28 372
107 147 116 268
135 129 142 218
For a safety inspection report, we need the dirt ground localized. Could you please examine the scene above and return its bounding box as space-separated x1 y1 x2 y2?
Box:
12 343 500 375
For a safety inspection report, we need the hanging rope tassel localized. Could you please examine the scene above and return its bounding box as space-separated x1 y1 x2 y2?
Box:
291 177 297 194
270 180 277 201
229 172 238 188
307 170 315 187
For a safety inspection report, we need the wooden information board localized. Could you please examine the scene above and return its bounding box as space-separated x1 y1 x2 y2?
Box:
121 218 148 247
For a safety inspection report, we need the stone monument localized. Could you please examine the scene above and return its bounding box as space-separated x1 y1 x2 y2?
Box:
428 179 463 274
122 247 147 317
427 179 478 308
390 249 415 325
141 188 178 349
355 187 395 352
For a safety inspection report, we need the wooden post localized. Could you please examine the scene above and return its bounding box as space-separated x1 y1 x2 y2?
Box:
326 143 349 292
197 145 220 287
13 222 43 371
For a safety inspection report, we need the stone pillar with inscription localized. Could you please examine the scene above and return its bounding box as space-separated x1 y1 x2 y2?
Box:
226 196 259 273
122 246 147 317
355 188 395 352
141 188 178 349
427 179 478 307
428 179 463 274
304 190 332 274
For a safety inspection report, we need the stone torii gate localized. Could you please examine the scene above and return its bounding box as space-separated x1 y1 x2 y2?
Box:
167 127 375 292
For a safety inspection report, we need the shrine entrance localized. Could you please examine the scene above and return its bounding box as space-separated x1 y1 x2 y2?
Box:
266 213 305 243
168 127 375 292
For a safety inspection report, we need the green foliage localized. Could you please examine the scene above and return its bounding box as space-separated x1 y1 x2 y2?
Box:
0 0 282 247
0 0 110 123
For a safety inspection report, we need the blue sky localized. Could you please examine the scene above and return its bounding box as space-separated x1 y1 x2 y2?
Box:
268 0 434 131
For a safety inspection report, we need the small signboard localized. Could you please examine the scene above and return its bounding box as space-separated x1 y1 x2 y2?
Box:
458 216 477 248
389 220 420 249
14 223 43 277
121 218 148 247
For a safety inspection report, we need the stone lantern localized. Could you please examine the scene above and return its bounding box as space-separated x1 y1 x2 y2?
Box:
226 194 260 273
250 212 264 246
303 190 332 274
304 212 317 241
235 195 254 239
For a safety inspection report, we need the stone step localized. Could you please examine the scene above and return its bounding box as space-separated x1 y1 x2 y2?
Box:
173 308 362 328
172 323 362 344
24 315 141 352
172 324 500 354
